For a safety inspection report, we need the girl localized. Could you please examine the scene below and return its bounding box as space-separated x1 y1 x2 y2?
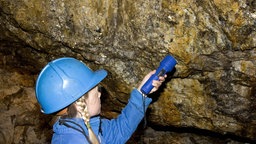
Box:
35 57 166 144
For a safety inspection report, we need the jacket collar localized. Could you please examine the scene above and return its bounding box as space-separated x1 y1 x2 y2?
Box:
53 116 101 135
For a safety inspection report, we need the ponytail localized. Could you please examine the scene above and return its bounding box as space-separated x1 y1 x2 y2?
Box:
76 95 100 144
59 94 100 144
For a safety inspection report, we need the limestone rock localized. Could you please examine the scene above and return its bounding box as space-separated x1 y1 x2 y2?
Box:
0 0 255 143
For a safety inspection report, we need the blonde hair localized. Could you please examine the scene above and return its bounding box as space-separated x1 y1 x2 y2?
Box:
62 94 100 144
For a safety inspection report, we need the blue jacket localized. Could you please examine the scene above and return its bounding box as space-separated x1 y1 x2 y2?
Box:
51 89 152 144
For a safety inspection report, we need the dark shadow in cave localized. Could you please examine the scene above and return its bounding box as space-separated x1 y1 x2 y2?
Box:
148 124 256 144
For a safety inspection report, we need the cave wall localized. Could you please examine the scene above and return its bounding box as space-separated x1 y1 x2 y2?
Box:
0 0 256 143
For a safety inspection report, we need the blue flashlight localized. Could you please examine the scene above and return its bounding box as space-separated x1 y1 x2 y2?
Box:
140 55 177 95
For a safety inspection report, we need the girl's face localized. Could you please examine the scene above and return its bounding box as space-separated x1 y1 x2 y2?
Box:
86 86 101 117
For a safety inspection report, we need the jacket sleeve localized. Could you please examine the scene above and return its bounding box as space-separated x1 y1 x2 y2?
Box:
101 89 152 144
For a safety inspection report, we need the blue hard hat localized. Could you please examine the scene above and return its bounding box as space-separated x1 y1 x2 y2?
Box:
35 57 107 114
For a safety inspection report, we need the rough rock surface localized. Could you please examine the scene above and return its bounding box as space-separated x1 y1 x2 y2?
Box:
0 0 255 143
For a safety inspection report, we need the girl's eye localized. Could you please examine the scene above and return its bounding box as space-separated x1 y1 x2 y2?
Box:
98 85 103 92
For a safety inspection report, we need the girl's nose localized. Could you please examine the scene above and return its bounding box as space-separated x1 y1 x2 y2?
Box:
98 92 101 98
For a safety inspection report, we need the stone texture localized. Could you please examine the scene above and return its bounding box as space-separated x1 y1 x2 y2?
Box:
0 0 255 143
0 69 52 143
